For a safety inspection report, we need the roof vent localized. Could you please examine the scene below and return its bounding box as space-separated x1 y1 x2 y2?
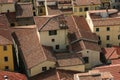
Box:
4 75 8 80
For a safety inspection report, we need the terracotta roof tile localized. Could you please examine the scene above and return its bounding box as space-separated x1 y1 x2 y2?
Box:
0 71 27 80
73 0 101 6
0 14 10 29
0 0 15 3
12 26 56 69
93 18 120 27
47 6 62 15
94 64 120 80
0 29 13 45
55 53 83 67
34 14 68 31
16 2 33 18
30 69 79 80
67 16 101 52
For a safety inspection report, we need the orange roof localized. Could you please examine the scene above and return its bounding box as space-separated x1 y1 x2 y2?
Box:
94 64 120 80
0 71 27 80
73 0 101 6
12 26 56 69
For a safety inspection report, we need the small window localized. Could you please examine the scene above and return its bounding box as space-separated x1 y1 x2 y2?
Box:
106 35 110 40
4 66 9 70
55 45 59 49
84 7 89 11
118 35 120 40
51 39 55 42
79 8 82 12
106 44 112 47
83 57 89 63
74 8 77 12
42 67 47 71
49 30 57 36
107 27 110 31
4 57 8 62
96 28 99 32
98 40 102 45
3 45 7 51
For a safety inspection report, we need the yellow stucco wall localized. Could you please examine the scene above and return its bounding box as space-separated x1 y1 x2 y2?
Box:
57 65 85 72
0 3 15 13
94 25 120 47
30 61 56 77
73 5 100 17
0 45 14 71
39 29 68 51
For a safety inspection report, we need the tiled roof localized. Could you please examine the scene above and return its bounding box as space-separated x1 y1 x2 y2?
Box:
55 53 83 67
67 15 101 52
93 18 120 27
12 25 56 69
0 0 15 3
16 2 33 18
102 46 120 64
0 14 10 29
0 71 27 80
0 14 13 45
47 6 62 15
94 64 120 80
34 14 68 31
74 70 113 80
30 69 80 80
73 0 101 6
0 29 13 45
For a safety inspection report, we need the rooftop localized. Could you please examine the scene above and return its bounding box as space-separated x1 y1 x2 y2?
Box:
55 53 83 67
0 71 27 80
94 64 120 80
34 14 68 31
74 70 113 80
12 25 56 69
87 9 120 27
67 16 101 52
16 2 33 18
73 0 101 6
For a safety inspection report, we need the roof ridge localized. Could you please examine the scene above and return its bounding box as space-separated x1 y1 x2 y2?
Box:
39 17 52 31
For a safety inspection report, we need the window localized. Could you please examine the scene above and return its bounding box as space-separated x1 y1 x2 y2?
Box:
55 45 59 49
118 35 120 40
84 7 88 11
4 57 8 62
39 8 43 13
98 40 102 45
74 8 77 12
51 39 55 42
4 66 9 70
79 8 82 12
96 28 99 32
42 67 47 71
49 30 57 36
106 35 110 40
3 45 7 51
107 27 110 31
106 44 112 47
83 57 89 63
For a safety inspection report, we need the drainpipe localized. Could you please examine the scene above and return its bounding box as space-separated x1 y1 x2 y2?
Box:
45 0 48 16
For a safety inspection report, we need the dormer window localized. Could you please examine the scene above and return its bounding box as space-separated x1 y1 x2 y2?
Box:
49 30 57 36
